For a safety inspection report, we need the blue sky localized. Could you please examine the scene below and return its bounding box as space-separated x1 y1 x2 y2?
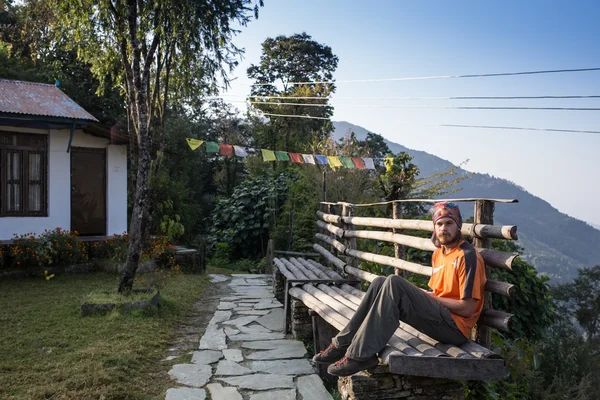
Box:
222 0 600 226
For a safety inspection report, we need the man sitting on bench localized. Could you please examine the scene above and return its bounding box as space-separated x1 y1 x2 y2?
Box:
313 202 487 377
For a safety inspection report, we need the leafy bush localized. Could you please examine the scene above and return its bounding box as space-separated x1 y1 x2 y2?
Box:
9 228 87 269
209 242 232 268
89 233 129 263
210 174 289 259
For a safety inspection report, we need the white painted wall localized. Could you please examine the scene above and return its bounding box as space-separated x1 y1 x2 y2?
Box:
106 144 128 235
0 126 128 240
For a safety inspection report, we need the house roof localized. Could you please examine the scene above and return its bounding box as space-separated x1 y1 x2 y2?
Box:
0 79 98 122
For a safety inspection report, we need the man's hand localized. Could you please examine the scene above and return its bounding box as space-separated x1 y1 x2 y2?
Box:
427 293 477 318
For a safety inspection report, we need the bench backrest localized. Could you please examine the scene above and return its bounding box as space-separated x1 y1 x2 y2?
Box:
314 199 518 349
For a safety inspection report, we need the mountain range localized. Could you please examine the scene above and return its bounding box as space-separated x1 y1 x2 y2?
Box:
333 121 600 283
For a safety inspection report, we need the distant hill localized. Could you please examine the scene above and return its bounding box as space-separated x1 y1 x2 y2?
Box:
333 121 600 282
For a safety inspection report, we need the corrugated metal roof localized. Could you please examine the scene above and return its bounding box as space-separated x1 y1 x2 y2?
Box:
0 79 98 122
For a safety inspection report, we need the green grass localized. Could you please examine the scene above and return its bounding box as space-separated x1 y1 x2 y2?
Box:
0 270 220 399
84 290 155 305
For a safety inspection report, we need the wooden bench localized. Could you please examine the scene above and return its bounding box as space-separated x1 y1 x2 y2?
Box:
270 199 519 385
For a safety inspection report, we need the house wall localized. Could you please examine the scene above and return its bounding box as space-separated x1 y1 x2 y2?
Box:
0 126 128 241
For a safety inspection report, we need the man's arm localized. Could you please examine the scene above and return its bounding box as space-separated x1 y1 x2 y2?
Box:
427 292 476 318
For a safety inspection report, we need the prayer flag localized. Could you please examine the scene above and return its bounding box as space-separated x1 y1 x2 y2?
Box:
261 149 277 162
327 156 343 168
302 154 316 164
363 158 376 170
339 156 355 169
289 153 304 163
220 144 234 156
205 141 219 153
186 138 204 151
315 155 329 165
233 145 248 157
352 157 366 169
275 151 290 161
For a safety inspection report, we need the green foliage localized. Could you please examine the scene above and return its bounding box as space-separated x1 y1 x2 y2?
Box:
552 265 600 339
491 239 554 341
248 32 339 151
209 243 232 268
89 234 129 263
9 228 87 269
211 174 289 259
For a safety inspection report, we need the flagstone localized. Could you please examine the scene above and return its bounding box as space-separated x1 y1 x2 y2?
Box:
253 303 283 310
240 340 306 350
165 387 206 400
224 327 240 337
297 374 334 400
255 308 284 331
222 349 243 362
208 274 230 283
206 383 242 400
228 332 285 341
221 315 259 327
199 325 227 350
248 389 296 400
217 302 236 310
233 307 253 312
215 360 253 376
215 374 294 390
168 364 212 387
232 274 270 278
236 310 270 315
191 350 223 364
209 311 232 325
250 359 314 375
239 324 271 334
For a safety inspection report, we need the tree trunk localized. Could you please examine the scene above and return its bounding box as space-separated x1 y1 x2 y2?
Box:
118 126 152 293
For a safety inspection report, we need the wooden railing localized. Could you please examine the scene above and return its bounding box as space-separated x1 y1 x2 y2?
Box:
314 198 519 348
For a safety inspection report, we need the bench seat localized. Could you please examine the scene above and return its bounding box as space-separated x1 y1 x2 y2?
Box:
274 256 505 381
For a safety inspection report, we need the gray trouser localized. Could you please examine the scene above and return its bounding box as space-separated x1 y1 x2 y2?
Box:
333 275 467 360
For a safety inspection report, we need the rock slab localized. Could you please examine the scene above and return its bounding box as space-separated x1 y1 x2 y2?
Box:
168 364 212 388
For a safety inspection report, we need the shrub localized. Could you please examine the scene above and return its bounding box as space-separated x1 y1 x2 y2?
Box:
10 232 53 269
209 242 232 268
89 233 128 263
44 228 87 266
9 228 87 269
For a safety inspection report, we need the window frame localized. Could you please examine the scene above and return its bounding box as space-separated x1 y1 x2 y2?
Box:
0 131 48 217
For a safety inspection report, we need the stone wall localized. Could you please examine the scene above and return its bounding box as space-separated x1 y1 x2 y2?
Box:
272 266 285 304
290 298 313 343
338 367 464 400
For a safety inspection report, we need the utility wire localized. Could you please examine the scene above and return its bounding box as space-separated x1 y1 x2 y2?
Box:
255 111 600 135
251 67 600 86
247 95 600 101
250 101 600 111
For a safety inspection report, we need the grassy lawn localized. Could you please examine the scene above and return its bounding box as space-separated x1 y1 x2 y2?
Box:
0 269 229 399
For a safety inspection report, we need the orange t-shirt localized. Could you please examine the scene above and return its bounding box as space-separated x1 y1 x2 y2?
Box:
428 240 486 338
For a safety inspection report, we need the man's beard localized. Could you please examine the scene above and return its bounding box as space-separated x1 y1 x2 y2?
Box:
437 230 461 246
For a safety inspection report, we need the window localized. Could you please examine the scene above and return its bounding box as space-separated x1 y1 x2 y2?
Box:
0 132 48 217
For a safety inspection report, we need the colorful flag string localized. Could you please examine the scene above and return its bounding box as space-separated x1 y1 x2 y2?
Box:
186 138 388 170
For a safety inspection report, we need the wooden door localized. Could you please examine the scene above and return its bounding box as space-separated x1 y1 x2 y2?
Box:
71 147 106 236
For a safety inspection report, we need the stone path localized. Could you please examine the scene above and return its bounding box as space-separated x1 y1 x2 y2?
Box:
165 273 333 400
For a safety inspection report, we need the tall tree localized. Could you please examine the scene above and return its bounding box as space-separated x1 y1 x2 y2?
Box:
247 33 338 152
50 0 262 293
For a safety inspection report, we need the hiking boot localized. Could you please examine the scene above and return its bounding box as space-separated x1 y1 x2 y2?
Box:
312 343 347 364
327 355 379 377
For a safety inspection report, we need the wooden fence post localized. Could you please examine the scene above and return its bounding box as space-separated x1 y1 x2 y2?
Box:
342 203 359 285
392 201 406 278
472 200 494 348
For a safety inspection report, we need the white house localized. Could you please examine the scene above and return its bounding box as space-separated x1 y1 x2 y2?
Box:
0 79 128 241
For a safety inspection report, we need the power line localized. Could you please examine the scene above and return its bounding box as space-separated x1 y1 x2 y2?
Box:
247 95 600 101
250 101 600 111
251 67 600 86
255 112 600 135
